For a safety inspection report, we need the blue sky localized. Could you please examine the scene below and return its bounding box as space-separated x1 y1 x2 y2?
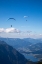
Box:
0 0 42 38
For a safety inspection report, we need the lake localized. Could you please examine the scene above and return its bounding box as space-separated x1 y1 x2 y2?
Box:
22 53 38 62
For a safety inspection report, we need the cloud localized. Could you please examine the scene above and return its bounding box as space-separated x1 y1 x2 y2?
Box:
24 16 28 18
0 28 4 33
26 31 32 33
0 28 32 34
39 34 42 36
0 28 42 38
5 28 21 33
0 28 21 33
22 30 32 33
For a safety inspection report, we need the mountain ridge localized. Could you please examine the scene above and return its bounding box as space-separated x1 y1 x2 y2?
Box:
0 41 28 64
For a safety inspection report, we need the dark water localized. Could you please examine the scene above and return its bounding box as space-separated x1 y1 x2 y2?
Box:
23 53 38 62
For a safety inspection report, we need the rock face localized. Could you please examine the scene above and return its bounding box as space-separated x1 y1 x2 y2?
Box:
0 41 27 64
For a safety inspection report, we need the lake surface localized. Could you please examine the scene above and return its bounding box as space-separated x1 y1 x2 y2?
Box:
22 53 38 62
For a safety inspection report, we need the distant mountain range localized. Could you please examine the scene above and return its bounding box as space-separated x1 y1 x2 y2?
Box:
0 37 42 47
0 37 42 60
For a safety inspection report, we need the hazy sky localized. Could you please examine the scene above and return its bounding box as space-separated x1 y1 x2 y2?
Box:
0 0 42 38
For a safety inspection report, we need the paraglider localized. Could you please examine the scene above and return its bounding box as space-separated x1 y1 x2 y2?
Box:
24 16 29 21
7 18 16 27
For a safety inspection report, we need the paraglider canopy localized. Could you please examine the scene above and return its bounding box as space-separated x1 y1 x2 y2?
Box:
8 18 16 21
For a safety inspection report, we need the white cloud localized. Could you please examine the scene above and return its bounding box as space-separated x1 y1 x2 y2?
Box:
24 16 28 18
39 34 42 36
5 28 21 33
0 28 4 33
0 28 32 34
26 31 32 33
0 28 21 33
0 28 42 38
21 30 32 33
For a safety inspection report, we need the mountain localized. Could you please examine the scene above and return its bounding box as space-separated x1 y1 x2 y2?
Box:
0 38 32 48
37 60 42 64
19 42 42 60
0 37 42 61
0 41 28 64
0 38 42 47
0 40 36 64
23 38 42 44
